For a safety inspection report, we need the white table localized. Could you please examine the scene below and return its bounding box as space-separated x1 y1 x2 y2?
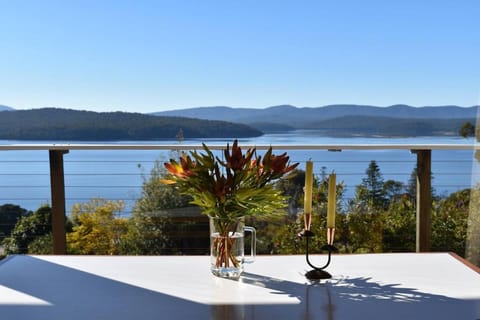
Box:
0 253 479 320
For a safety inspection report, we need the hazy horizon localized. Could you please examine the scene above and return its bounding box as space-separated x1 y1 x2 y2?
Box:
1 103 479 115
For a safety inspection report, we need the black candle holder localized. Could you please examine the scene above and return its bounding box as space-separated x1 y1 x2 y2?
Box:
299 229 337 280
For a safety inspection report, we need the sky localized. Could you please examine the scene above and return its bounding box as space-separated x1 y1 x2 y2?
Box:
0 0 479 113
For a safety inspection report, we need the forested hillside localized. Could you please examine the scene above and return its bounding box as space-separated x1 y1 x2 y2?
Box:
156 104 477 136
0 108 262 140
309 116 473 136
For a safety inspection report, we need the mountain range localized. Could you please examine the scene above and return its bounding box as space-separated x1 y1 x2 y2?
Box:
154 104 478 136
154 104 477 123
0 104 476 139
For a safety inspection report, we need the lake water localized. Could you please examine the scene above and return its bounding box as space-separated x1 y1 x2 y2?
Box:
0 132 478 215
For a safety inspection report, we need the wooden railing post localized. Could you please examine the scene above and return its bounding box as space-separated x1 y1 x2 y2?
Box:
414 149 432 252
49 150 69 254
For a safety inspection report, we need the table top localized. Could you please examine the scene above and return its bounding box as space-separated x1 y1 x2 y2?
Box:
0 253 479 320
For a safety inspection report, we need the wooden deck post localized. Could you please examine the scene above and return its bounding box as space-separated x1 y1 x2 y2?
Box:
49 150 69 254
414 149 432 252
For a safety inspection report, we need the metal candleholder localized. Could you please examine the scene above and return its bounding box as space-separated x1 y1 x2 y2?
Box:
299 227 337 280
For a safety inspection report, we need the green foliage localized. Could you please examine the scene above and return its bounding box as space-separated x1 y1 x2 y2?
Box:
67 199 128 255
268 215 310 254
2 153 471 260
208 159 471 257
136 160 192 212
356 160 386 209
382 195 416 252
432 189 470 255
28 234 54 254
2 205 52 254
459 121 475 137
263 174 345 254
344 203 384 253
124 159 204 255
0 204 30 242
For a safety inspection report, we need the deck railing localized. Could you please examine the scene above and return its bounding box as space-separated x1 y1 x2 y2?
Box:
0 143 478 255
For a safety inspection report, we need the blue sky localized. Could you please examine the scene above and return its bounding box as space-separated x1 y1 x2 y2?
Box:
0 0 478 113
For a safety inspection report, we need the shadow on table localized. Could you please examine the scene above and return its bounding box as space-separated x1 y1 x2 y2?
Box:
0 256 211 320
0 257 478 320
235 272 479 320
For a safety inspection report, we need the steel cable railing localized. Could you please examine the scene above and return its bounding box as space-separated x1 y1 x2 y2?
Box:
0 143 478 255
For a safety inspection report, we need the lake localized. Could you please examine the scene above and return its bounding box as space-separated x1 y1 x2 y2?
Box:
0 132 478 214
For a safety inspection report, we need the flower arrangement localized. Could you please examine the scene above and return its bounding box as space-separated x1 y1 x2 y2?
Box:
162 140 298 220
162 140 298 276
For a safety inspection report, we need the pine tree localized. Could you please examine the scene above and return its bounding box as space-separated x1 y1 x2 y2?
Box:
356 160 386 208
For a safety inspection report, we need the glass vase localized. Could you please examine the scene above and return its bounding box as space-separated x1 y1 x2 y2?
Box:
209 217 256 278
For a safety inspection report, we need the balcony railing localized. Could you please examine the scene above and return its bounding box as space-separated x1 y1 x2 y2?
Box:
0 143 479 256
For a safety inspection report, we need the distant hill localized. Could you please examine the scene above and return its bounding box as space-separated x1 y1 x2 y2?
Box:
154 104 478 123
0 108 262 140
154 104 478 136
0 105 14 111
310 116 473 137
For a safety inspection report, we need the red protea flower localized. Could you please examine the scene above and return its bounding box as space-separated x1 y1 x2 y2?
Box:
162 140 299 219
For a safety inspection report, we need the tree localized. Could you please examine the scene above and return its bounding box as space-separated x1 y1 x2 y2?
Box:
124 159 199 255
342 161 387 253
355 160 386 209
2 205 52 254
269 172 345 254
344 202 384 253
382 194 416 252
383 180 404 200
28 234 54 254
406 166 437 202
0 204 30 242
67 199 128 255
134 159 191 214
275 169 306 217
269 214 307 254
382 179 405 208
432 188 470 256
459 121 475 138
406 167 417 199
175 128 184 143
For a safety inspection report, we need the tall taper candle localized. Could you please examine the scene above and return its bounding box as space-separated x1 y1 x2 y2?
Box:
304 161 313 230
327 173 336 228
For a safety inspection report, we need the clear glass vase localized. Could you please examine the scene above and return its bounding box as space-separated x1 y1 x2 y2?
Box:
209 217 256 278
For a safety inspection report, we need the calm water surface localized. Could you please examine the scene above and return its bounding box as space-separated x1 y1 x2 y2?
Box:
0 133 477 214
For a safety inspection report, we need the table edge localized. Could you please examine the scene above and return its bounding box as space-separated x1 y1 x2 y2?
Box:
1 253 478 274
448 252 480 274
